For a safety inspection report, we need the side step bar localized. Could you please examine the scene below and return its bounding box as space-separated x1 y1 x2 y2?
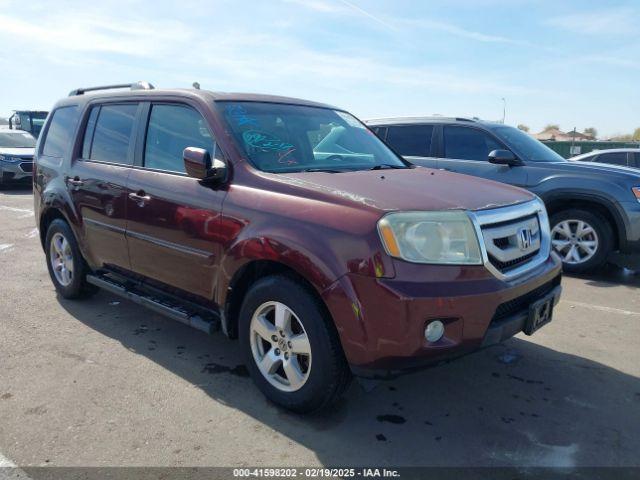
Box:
86 274 220 334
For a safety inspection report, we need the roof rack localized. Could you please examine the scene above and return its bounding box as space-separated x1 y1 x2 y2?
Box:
68 81 155 97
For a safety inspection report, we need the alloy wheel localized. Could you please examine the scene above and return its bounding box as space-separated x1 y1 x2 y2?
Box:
551 219 599 265
50 232 74 286
249 301 312 392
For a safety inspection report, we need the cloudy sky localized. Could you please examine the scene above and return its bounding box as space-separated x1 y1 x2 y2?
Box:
0 0 637 136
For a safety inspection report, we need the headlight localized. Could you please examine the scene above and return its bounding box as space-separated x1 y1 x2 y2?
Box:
632 187 640 203
378 211 482 265
0 155 19 163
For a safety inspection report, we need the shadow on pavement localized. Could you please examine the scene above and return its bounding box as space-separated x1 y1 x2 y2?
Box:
567 263 640 289
58 291 640 468
0 184 32 195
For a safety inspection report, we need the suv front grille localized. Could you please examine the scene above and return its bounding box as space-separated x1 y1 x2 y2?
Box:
19 162 33 173
488 249 539 272
471 200 551 280
480 212 542 274
492 275 561 324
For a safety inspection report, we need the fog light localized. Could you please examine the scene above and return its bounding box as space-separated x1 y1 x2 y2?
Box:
425 320 445 343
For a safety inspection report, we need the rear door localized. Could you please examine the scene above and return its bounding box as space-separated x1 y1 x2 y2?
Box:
67 102 139 270
125 102 227 300
436 125 528 187
384 124 438 168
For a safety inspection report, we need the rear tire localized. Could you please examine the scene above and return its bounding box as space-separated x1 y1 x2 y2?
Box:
550 209 613 273
45 219 97 299
239 275 351 413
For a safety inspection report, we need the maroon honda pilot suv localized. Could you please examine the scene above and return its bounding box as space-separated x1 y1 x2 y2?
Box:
34 82 562 412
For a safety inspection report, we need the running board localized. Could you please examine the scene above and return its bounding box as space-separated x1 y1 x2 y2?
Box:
86 274 220 334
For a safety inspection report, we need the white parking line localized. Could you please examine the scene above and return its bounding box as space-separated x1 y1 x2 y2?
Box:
0 451 31 479
567 300 640 317
0 206 34 219
24 229 38 239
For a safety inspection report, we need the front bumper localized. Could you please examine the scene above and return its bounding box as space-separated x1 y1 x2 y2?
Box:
322 253 562 378
1 161 33 184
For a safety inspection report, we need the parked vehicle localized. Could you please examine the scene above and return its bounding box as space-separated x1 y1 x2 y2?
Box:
368 117 640 273
9 110 49 138
571 148 640 168
35 84 561 412
0 127 35 187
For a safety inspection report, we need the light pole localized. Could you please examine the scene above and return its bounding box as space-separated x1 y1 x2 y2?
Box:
501 97 506 124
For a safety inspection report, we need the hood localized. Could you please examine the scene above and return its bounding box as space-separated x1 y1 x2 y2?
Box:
546 160 640 180
0 147 35 157
279 166 534 212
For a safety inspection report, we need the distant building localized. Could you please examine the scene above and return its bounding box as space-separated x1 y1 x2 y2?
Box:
533 128 594 141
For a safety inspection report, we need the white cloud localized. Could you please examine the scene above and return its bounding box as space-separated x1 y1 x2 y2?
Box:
283 0 347 14
0 6 531 98
546 7 639 35
400 18 524 44
0 12 192 57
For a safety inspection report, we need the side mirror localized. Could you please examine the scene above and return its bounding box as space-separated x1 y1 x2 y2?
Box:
183 147 227 181
488 149 522 166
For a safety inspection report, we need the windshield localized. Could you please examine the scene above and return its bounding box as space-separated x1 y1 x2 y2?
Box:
493 126 566 162
220 102 407 173
0 131 36 148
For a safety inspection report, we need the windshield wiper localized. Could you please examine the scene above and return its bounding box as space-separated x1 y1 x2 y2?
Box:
301 168 346 173
369 164 407 170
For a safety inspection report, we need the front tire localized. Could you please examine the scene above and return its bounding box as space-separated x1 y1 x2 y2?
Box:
550 209 613 273
45 219 96 299
239 275 351 413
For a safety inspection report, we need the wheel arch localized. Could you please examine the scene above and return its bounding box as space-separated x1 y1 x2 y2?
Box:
222 259 335 341
38 206 73 250
542 192 624 251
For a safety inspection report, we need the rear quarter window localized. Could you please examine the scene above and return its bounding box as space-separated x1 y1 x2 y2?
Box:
41 106 80 158
596 152 628 166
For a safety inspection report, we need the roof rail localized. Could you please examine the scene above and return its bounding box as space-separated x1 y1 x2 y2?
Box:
68 81 155 97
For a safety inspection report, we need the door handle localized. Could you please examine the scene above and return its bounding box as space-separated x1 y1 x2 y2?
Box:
129 191 151 206
67 176 84 188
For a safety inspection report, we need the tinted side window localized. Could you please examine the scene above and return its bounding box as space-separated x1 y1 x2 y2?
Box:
443 126 502 161
596 152 628 166
385 125 433 157
144 104 214 173
90 104 138 165
634 153 640 168
41 106 79 158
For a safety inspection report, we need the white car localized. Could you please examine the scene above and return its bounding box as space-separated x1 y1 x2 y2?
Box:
0 128 36 187
571 148 640 169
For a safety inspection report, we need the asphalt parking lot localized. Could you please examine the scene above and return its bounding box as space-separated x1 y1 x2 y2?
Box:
1 187 639 469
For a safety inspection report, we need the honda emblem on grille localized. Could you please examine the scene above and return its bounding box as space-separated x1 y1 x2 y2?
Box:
517 228 533 250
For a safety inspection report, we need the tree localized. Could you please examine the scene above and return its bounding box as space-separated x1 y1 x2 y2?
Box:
634 128 640 141
583 127 597 139
517 124 530 132
543 124 560 131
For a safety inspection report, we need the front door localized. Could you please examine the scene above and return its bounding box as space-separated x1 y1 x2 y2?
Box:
68 102 139 270
125 103 227 300
437 125 528 187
